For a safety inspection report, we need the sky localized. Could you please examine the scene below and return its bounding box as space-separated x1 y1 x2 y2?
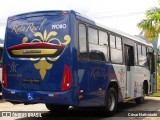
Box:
0 0 159 39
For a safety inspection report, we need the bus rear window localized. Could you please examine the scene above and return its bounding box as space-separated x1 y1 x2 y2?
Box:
6 14 70 58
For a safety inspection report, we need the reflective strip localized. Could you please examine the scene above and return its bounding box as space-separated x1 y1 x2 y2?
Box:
98 88 102 91
48 94 59 97
12 49 58 56
79 90 83 93
124 98 133 102
11 91 15 94
48 94 54 97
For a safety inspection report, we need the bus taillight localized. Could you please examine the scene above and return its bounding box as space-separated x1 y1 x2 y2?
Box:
61 64 72 91
2 64 8 88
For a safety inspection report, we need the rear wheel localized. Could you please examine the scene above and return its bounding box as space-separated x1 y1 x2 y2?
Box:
45 104 69 112
104 87 117 116
135 95 144 104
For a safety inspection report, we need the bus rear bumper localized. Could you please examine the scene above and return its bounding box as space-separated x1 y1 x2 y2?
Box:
2 88 77 106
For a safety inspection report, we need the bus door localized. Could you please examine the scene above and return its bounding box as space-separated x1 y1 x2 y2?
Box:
124 45 134 98
148 50 156 93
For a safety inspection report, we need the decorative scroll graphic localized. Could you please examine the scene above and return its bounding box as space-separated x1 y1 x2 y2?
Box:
22 30 71 80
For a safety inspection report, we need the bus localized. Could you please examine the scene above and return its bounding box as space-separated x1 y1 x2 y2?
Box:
0 39 4 92
2 10 156 115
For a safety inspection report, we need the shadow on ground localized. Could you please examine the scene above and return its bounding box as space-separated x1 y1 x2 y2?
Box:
11 97 160 120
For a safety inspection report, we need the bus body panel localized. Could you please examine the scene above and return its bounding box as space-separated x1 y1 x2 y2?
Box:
2 87 76 105
3 11 79 106
78 61 108 106
130 66 150 98
78 63 127 106
4 12 71 91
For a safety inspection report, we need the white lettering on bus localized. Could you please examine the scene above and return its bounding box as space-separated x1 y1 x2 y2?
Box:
11 18 47 34
52 24 67 29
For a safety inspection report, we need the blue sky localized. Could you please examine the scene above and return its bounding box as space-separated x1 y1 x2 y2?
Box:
0 0 159 39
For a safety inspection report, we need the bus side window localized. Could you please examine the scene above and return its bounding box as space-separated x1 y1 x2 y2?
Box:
99 30 109 61
110 35 116 62
116 36 123 63
134 43 138 65
79 24 87 59
88 27 98 44
110 35 122 63
138 45 147 66
142 46 147 66
138 44 142 66
88 27 106 61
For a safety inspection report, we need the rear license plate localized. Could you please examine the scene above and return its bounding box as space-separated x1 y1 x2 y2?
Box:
22 78 40 84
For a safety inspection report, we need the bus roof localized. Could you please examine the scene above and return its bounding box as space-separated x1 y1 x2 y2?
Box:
97 23 153 47
74 11 153 47
8 10 153 47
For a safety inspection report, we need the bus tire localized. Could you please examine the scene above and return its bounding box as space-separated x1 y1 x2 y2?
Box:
135 95 144 104
135 85 145 104
104 87 117 116
45 104 69 112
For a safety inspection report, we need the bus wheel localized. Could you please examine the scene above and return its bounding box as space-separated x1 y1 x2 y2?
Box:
45 104 69 112
104 87 117 116
135 85 145 104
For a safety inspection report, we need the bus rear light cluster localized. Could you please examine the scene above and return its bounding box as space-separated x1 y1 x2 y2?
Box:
7 91 15 94
61 64 72 91
2 64 8 88
79 95 83 99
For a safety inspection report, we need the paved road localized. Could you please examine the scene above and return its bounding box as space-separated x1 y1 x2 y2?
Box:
0 96 160 120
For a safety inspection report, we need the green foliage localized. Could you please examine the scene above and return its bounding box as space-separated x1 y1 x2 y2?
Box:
137 7 160 40
157 64 160 92
150 92 160 97
146 7 160 20
137 19 152 30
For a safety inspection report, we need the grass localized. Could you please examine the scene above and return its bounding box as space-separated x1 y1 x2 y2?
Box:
149 92 160 97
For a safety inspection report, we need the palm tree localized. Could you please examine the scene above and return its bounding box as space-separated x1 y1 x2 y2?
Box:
137 7 160 40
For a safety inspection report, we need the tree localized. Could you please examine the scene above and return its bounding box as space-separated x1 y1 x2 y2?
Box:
137 7 160 40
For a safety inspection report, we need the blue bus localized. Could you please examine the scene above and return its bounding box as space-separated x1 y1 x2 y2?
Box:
2 10 156 115
0 39 4 92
